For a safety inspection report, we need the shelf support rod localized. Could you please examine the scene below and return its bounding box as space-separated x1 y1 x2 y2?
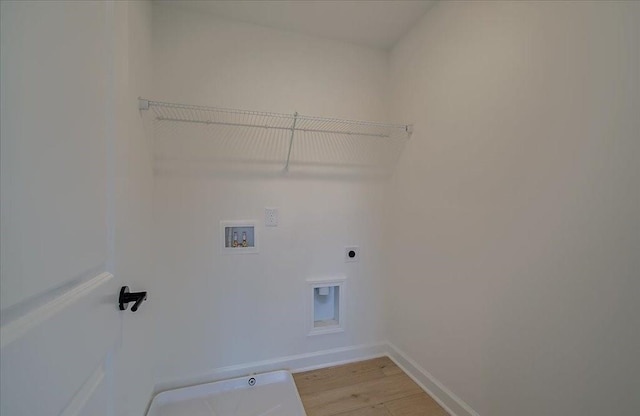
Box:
284 112 298 172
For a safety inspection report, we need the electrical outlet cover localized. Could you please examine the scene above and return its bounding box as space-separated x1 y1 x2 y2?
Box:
265 208 279 227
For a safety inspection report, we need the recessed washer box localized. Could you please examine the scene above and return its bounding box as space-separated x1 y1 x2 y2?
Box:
221 220 258 254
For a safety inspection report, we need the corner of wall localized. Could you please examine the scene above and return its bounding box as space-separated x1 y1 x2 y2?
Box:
386 343 480 416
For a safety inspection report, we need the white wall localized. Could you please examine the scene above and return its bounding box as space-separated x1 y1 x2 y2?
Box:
387 1 640 415
151 4 391 386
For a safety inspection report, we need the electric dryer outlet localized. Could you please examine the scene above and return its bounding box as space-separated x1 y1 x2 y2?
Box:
345 246 360 262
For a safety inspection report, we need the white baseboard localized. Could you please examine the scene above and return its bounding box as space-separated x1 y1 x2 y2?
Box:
386 343 479 416
153 342 388 394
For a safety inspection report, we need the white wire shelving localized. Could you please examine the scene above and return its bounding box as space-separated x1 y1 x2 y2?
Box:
139 98 412 174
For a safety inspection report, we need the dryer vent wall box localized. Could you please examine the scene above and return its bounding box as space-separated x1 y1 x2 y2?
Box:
221 221 258 254
307 278 346 336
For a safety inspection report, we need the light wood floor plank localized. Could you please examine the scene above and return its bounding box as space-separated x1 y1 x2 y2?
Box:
301 373 423 416
333 403 391 416
294 357 394 396
294 358 449 416
384 393 449 416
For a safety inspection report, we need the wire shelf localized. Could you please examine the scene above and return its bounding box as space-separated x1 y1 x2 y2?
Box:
140 99 411 175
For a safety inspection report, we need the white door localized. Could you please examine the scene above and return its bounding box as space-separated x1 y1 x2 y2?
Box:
2 1 127 415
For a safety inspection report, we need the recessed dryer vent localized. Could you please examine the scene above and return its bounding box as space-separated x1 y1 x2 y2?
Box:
307 277 346 336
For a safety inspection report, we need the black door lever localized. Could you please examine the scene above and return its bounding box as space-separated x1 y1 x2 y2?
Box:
119 286 147 312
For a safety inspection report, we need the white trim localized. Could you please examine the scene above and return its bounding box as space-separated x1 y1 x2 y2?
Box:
291 344 385 374
60 362 106 416
153 342 387 393
386 343 480 416
0 272 114 348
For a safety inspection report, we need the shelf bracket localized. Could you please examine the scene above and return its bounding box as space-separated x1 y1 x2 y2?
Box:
284 112 298 172
138 98 149 111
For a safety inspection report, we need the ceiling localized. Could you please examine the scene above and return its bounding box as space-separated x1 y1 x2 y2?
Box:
157 0 435 50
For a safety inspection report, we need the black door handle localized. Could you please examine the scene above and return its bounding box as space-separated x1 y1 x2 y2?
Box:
119 286 147 312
